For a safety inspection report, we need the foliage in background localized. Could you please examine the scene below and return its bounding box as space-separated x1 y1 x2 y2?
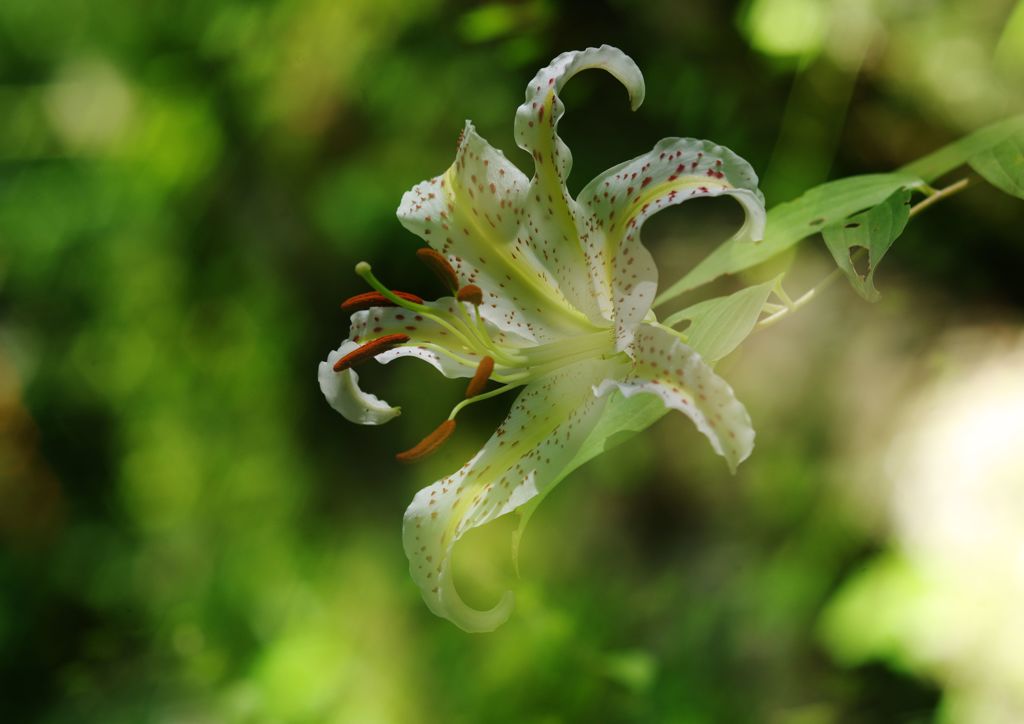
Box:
1 0 1023 721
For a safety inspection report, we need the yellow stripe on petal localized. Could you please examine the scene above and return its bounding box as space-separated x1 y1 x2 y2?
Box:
348 300 484 379
578 138 766 350
594 323 755 472
402 358 614 632
397 123 597 342
512 45 647 325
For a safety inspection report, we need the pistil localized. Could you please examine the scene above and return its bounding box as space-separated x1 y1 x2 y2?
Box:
355 261 528 369
355 262 480 353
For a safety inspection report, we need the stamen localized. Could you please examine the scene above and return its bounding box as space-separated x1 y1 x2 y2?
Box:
356 262 499 359
416 248 459 291
456 284 483 306
465 356 494 398
333 333 410 372
396 420 457 463
341 290 424 312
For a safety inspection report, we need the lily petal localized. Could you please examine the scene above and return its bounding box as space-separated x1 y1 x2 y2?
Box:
512 45 645 324
397 122 595 342
318 341 401 425
579 138 766 351
514 45 645 182
320 299 524 426
594 323 755 472
402 358 617 632
348 300 496 379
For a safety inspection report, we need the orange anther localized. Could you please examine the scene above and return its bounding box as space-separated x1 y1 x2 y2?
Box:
456 284 483 306
416 248 459 291
464 356 494 398
333 334 410 372
396 420 457 463
341 291 423 312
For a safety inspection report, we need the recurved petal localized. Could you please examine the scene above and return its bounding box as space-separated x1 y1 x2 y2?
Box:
514 45 644 183
512 45 645 323
578 137 766 350
396 122 595 343
321 298 521 426
402 358 614 632
594 323 755 472
318 341 401 425
348 300 488 379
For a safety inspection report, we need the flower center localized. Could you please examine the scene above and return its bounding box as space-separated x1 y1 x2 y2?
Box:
344 256 620 459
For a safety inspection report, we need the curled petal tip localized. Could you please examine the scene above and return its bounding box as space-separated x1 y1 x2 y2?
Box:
515 45 645 154
318 348 400 425
586 45 645 110
443 587 515 634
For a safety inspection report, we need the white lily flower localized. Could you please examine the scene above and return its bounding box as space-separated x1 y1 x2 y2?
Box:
318 45 766 631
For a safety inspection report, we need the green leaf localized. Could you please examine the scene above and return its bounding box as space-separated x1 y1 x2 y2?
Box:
969 132 1024 199
510 116 1024 580
512 280 780 567
901 113 1024 181
662 278 776 362
657 114 1024 304
821 189 912 302
510 278 774 567
572 392 668 466
655 173 921 304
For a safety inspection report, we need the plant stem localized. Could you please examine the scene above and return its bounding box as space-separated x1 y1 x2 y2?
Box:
909 177 971 218
754 177 972 330
756 268 843 329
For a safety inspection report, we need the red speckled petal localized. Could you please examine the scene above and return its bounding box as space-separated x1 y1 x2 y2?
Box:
320 299 530 426
514 45 644 185
402 358 614 632
318 341 401 425
512 45 645 324
578 138 766 351
397 123 598 343
594 323 755 472
348 297 533 378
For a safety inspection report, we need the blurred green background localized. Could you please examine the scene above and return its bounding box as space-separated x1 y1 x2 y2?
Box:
2 0 1024 722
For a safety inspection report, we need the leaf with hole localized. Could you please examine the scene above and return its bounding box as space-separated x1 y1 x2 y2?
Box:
821 188 912 302
657 114 1024 305
656 173 921 304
